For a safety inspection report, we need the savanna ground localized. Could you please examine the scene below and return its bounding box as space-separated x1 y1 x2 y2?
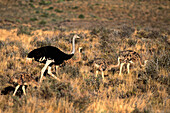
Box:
0 0 169 112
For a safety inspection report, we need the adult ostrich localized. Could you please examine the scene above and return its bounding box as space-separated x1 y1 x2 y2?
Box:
26 35 80 83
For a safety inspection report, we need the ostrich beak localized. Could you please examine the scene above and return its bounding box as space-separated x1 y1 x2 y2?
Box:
74 35 80 39
26 57 33 64
77 36 80 39
79 47 83 53
144 60 148 66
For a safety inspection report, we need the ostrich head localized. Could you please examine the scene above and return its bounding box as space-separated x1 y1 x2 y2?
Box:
140 59 148 67
79 47 83 53
73 35 80 39
144 60 148 66
71 35 80 54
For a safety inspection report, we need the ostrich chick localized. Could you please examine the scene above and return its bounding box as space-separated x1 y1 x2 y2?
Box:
113 50 148 75
9 72 39 96
93 58 107 80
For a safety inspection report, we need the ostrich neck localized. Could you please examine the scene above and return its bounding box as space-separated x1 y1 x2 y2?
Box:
107 57 120 70
71 37 76 54
139 57 147 67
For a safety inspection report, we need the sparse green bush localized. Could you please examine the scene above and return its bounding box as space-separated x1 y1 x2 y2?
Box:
158 6 163 10
47 7 54 10
0 41 5 49
50 82 73 99
90 28 100 35
72 6 79 9
137 30 161 39
157 52 170 70
36 41 51 47
73 96 91 112
7 60 16 69
119 26 135 38
39 0 52 5
41 12 49 17
39 20 46 25
131 107 149 113
145 60 158 79
35 10 40 13
30 17 38 21
19 47 28 58
51 13 56 17
84 76 101 91
29 3 35 8
52 19 56 21
147 30 161 39
78 14 85 19
17 26 32 35
55 9 63 13
30 38 51 47
56 0 65 3
16 19 21 23
128 39 137 47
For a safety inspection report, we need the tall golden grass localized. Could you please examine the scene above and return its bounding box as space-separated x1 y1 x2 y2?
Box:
0 27 169 113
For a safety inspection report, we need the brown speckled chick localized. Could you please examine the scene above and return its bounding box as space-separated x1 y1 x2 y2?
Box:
115 50 148 75
9 72 39 96
93 58 107 80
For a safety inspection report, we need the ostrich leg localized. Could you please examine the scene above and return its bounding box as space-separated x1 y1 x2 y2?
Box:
119 63 125 75
55 65 59 76
101 70 104 80
95 70 99 77
13 85 20 96
48 66 60 81
40 60 54 83
22 85 26 95
127 63 130 74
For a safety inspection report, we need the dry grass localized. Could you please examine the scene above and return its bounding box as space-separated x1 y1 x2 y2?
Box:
0 0 170 113
0 27 169 113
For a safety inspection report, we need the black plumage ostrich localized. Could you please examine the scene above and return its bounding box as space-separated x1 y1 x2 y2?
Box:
26 35 80 83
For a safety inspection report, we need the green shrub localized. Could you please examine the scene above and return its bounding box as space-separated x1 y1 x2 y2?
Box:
29 3 35 8
0 41 5 49
157 52 170 70
30 17 38 21
51 13 55 17
47 7 54 10
55 9 63 13
39 0 52 5
146 60 158 79
128 39 137 47
16 19 21 23
56 0 64 3
52 19 56 21
35 10 40 13
72 6 79 9
17 26 32 35
158 7 163 10
39 20 46 25
78 14 85 19
41 12 49 17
